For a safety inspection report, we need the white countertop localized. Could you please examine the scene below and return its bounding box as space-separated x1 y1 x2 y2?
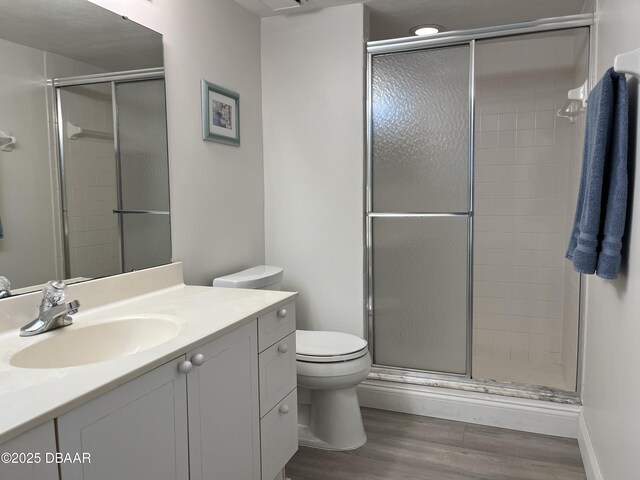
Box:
0 265 296 444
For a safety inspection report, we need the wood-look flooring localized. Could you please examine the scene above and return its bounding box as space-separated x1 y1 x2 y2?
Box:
286 408 586 480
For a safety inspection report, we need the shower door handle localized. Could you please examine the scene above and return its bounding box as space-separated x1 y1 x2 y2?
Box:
113 209 170 215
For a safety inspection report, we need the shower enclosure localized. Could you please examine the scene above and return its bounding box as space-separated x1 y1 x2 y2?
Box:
53 70 171 280
366 16 592 398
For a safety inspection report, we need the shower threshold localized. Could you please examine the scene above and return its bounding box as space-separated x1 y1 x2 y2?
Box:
368 365 581 406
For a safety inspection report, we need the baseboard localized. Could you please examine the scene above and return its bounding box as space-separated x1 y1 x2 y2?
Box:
358 379 581 438
577 413 603 480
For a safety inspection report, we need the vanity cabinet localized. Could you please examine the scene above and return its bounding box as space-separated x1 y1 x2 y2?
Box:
53 303 296 480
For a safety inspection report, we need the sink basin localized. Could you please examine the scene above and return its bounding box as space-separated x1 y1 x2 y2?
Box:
10 317 181 369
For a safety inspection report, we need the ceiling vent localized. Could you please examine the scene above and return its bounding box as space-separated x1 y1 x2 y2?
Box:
259 0 308 11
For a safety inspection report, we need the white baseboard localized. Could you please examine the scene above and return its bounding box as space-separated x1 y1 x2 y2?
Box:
358 380 581 438
577 413 603 480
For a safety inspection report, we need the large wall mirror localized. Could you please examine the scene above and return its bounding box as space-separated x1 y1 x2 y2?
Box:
0 0 171 296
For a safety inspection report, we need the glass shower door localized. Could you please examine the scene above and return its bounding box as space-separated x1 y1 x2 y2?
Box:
113 79 171 272
369 44 472 375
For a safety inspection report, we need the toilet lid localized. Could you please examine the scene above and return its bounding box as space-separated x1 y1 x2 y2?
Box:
296 330 368 362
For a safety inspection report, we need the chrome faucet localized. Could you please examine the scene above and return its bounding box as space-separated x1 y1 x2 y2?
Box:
0 276 10 299
20 281 80 337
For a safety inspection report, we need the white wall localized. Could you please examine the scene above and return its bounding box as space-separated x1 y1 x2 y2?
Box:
581 0 640 477
88 0 265 285
261 4 366 337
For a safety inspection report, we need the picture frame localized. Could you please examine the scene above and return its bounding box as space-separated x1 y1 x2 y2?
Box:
201 80 240 146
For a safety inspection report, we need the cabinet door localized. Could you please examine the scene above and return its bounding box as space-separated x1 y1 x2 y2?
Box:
0 421 59 480
57 357 189 480
187 320 260 480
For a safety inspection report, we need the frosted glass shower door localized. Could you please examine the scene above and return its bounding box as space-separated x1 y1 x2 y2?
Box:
369 44 471 375
114 79 171 272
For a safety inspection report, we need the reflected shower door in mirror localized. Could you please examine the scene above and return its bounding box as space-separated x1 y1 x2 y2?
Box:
0 0 170 294
58 79 170 280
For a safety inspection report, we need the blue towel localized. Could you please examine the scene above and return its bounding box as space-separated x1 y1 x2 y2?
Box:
565 67 629 279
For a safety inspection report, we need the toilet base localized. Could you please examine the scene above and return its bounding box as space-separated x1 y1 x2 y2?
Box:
298 424 366 451
297 386 367 451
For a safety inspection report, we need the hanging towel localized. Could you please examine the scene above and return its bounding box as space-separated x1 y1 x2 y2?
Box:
565 67 629 279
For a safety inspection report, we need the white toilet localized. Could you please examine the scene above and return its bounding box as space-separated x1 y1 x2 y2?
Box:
213 265 371 451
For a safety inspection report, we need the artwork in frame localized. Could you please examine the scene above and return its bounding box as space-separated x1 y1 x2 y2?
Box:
201 80 240 146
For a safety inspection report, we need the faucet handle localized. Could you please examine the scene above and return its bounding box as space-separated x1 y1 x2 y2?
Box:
0 276 10 299
42 280 67 306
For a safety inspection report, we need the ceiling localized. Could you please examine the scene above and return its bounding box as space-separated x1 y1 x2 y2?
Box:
0 0 163 72
234 0 594 40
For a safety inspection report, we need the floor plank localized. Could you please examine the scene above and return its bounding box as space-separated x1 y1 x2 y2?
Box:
286 408 586 480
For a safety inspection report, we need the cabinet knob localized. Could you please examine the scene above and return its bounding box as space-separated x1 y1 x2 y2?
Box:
279 404 290 415
178 360 193 374
277 308 287 319
192 353 205 366
277 343 288 354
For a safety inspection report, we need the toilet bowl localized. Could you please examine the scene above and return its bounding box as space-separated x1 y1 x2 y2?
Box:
212 265 372 451
296 330 371 450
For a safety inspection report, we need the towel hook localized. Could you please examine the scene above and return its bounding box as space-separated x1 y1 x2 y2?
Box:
614 46 640 79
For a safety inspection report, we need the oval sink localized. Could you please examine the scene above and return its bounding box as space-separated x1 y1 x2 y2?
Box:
10 317 181 369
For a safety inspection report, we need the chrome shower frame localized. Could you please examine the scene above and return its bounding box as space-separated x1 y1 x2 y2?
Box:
364 15 594 404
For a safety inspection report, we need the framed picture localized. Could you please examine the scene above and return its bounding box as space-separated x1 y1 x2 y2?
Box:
201 80 240 146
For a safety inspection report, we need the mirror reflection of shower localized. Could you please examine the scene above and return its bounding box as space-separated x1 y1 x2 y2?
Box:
55 71 171 280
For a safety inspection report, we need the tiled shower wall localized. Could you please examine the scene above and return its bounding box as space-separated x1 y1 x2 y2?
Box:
472 31 587 390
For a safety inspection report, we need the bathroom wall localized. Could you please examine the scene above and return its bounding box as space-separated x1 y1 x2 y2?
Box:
261 4 367 337
579 0 640 477
88 0 265 286
473 31 586 390
0 38 59 289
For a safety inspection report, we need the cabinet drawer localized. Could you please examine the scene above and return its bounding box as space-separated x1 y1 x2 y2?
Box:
260 389 298 480
258 301 295 352
259 332 296 417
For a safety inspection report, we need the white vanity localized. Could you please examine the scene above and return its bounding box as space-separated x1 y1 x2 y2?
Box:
0 263 298 480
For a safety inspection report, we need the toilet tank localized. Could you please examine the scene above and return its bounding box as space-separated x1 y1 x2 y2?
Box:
212 265 283 290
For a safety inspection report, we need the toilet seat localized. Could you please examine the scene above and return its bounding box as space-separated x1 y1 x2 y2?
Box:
296 330 369 363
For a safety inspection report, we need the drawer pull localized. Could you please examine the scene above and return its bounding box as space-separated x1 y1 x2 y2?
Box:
279 404 290 415
277 308 287 319
178 360 193 374
192 353 205 366
277 343 289 353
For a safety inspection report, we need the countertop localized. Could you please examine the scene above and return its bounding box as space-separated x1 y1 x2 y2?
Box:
0 267 296 444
